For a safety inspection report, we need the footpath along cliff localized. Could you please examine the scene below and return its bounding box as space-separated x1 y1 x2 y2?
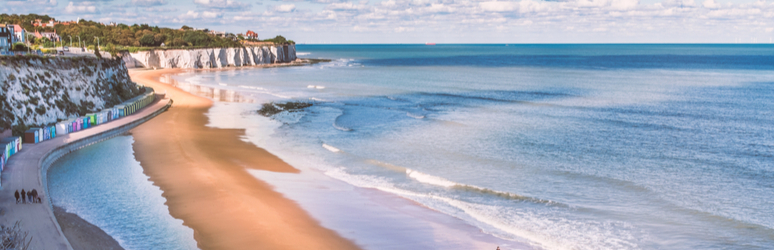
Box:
123 44 297 69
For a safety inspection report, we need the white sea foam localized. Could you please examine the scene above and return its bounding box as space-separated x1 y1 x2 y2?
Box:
322 168 578 250
332 122 352 131
406 112 425 119
316 86 326 89
307 85 315 88
406 169 457 187
238 85 265 90
309 97 328 102
405 168 559 205
322 143 341 153
297 52 311 56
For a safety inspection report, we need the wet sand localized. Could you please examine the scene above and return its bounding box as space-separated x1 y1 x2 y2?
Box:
53 206 124 250
128 68 361 250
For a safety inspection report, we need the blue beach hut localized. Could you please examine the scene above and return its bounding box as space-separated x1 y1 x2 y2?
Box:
82 117 90 129
1 137 19 156
42 128 49 141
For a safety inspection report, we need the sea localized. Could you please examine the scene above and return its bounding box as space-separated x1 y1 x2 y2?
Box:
57 44 774 250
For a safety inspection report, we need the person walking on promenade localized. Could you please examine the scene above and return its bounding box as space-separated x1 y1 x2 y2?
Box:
31 189 38 204
14 190 19 204
21 189 26 204
27 190 32 203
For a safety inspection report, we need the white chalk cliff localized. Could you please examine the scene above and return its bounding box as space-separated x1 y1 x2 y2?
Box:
0 57 141 129
123 44 297 69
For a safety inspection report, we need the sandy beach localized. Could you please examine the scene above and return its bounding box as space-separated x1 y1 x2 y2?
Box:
128 68 361 250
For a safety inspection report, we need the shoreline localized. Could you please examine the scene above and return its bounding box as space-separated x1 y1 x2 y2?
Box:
128 68 362 250
132 66 532 250
53 206 123 250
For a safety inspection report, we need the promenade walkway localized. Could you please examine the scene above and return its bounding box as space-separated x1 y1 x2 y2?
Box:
0 95 172 250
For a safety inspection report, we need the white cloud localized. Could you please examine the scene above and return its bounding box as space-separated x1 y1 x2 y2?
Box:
326 2 368 11
202 11 221 18
194 0 251 11
6 0 57 6
274 4 296 12
26 0 774 43
130 0 166 7
394 26 414 32
479 1 519 12
65 1 98 13
661 0 696 8
702 0 720 9
180 10 200 18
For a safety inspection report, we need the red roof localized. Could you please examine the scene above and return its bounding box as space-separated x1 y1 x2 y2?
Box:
245 30 258 38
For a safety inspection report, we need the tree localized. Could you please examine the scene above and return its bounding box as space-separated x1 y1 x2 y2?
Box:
105 43 118 57
264 35 289 44
183 31 213 46
139 34 155 46
11 43 28 51
180 25 193 31
171 38 185 46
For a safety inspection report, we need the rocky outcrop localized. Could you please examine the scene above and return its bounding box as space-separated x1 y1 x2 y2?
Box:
0 57 141 133
123 44 297 69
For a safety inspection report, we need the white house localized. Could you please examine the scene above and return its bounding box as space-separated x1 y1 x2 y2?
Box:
12 25 26 44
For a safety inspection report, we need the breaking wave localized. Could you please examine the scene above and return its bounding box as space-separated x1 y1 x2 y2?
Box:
405 168 562 206
332 122 353 131
322 143 341 153
406 112 425 119
322 168 579 250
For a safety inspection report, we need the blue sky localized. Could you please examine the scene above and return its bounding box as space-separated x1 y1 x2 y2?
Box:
3 0 773 43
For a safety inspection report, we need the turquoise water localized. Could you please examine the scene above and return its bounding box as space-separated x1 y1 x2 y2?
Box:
177 44 774 249
47 136 198 250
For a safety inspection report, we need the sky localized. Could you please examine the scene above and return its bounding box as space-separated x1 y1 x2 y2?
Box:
2 0 773 43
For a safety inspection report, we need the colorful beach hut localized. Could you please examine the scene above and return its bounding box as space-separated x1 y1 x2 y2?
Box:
116 105 126 117
24 128 40 144
1 137 20 157
49 126 56 139
86 114 97 126
82 117 90 129
42 127 49 141
56 122 69 136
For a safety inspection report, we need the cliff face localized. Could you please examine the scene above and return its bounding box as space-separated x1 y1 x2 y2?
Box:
0 57 141 133
123 44 297 69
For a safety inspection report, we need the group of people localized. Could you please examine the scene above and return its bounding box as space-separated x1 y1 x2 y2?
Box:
15 189 41 204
